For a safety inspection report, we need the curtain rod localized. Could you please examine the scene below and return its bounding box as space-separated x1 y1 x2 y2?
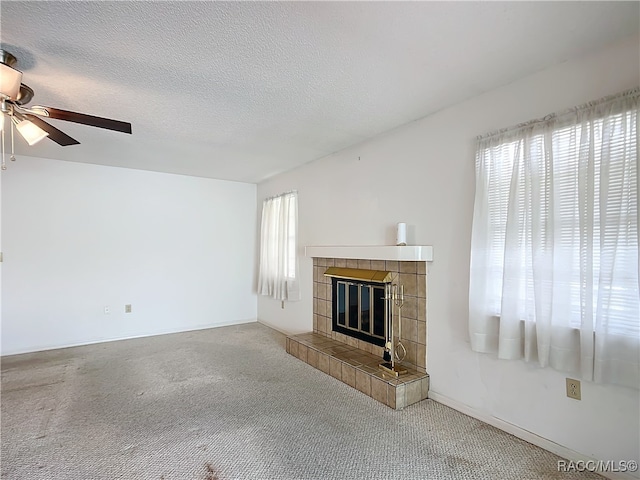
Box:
477 87 639 141
263 190 298 201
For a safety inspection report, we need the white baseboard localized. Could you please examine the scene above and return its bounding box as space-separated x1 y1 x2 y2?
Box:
1 318 258 357
428 391 639 480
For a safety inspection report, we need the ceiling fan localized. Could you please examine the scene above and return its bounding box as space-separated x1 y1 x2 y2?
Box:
0 48 132 169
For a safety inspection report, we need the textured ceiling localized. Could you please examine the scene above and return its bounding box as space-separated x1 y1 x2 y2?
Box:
1 1 638 183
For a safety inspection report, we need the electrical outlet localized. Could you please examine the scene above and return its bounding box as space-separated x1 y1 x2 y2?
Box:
104 306 110 315
125 304 132 313
566 378 581 400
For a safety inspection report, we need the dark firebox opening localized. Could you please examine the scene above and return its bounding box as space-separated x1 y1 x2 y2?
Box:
331 277 386 347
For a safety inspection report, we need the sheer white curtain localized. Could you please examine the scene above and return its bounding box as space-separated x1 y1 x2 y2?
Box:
258 191 300 301
469 89 639 389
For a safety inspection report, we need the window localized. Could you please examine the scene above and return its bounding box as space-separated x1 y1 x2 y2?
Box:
469 89 639 389
258 191 300 301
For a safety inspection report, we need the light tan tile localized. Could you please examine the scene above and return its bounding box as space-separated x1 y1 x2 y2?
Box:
403 341 417 367
418 298 426 322
298 344 308 363
318 299 327 317
406 379 422 406
387 384 397 409
399 273 417 297
417 274 426 298
313 258 318 267
421 376 430 399
357 259 371 270
416 343 426 369
401 296 417 321
330 358 342 380
401 317 417 343
342 364 356 387
395 384 406 410
286 337 290 354
313 281 318 299
313 314 318 333
313 298 318 316
399 261 417 274
289 340 299 358
371 377 387 404
346 336 359 348
346 259 358 269
307 348 318 368
317 315 326 334
355 369 371 395
417 261 426 275
417 321 426 345
326 258 335 267
385 261 399 272
314 265 320 283
318 353 330 374
317 258 327 267
370 260 385 270
335 258 347 267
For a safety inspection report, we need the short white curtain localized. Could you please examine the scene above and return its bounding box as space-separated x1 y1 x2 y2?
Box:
258 191 300 301
469 89 639 389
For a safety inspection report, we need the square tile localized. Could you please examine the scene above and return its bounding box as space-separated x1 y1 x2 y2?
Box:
385 261 399 272
307 348 318 368
342 364 356 387
406 379 422 406
387 384 397 409
401 317 417 343
298 344 308 363
395 384 406 409
346 259 359 269
399 261 417 274
357 259 371 270
417 262 426 275
355 369 371 396
370 260 385 270
330 358 342 380
416 343 426 369
335 258 347 267
421 376 430 399
318 353 330 374
398 273 417 297
417 321 426 345
289 340 299 358
371 377 387 405
417 274 426 298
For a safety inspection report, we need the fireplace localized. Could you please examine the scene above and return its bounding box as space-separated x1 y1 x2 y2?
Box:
313 258 427 374
288 253 430 409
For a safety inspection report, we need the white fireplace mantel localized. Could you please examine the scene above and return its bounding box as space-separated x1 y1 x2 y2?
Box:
305 245 433 262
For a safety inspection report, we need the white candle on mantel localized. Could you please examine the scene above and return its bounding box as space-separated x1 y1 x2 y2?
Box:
396 222 407 246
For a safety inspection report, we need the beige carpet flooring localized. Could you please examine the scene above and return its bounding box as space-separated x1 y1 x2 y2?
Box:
1 322 602 480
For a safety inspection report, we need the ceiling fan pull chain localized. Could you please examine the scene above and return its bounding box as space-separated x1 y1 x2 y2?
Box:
10 116 16 161
1 121 5 170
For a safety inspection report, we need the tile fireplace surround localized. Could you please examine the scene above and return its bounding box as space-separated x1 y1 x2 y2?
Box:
286 249 430 410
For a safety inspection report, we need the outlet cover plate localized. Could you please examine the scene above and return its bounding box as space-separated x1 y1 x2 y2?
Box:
566 378 581 400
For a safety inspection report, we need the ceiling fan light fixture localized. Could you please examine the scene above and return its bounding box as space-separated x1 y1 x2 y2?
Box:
13 117 49 145
0 63 23 101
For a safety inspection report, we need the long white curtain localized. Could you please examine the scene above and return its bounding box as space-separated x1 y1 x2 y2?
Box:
258 191 300 301
469 89 639 389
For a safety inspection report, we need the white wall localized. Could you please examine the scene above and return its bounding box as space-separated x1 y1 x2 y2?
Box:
2 157 257 355
257 35 640 474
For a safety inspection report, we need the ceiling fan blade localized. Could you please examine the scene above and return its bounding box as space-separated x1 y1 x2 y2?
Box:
23 114 80 146
41 107 132 134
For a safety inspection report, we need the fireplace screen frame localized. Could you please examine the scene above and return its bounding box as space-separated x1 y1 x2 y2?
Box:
331 277 387 347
